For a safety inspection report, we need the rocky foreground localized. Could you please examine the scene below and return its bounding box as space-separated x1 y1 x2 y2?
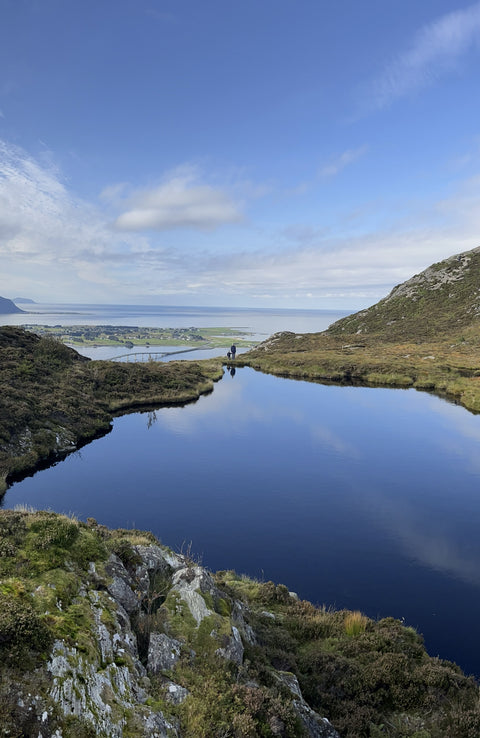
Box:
2 510 480 738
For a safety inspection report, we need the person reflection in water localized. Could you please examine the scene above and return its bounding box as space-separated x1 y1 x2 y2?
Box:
230 366 236 377
230 344 236 359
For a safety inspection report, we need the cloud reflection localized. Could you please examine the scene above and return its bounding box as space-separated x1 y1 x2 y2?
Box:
363 486 480 588
151 369 360 460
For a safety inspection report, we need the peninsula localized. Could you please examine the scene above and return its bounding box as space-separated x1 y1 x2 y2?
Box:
0 294 24 314
0 327 223 493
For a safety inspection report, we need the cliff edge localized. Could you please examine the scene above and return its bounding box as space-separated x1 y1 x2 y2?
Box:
1 510 479 738
0 295 24 314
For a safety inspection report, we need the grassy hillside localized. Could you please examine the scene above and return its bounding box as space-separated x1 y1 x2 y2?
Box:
0 327 222 493
238 247 480 413
1 509 480 738
327 247 480 341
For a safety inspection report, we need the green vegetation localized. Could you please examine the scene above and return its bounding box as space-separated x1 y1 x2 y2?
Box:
4 248 480 734
237 328 480 414
215 571 480 737
25 323 257 350
328 248 480 342
0 326 223 492
235 247 480 414
2 510 480 738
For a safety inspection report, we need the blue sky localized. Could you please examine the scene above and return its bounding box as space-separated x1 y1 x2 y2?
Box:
1 0 480 309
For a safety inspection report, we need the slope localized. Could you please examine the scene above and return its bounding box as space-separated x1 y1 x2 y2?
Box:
327 246 480 341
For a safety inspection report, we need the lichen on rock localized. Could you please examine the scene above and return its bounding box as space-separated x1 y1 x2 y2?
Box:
2 510 479 737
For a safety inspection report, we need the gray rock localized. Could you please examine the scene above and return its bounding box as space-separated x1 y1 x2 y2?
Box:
147 633 182 675
135 544 185 572
105 554 139 614
260 610 276 620
215 625 244 665
142 711 179 737
170 565 217 625
163 681 189 705
232 600 257 645
48 640 134 737
274 670 303 699
293 701 340 738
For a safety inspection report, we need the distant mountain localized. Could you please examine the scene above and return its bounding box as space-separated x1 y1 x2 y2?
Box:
13 297 36 304
0 296 24 314
327 246 480 340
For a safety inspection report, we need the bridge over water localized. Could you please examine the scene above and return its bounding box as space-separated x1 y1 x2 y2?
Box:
107 345 215 362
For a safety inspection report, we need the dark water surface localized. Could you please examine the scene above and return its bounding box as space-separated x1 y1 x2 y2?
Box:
5 367 480 678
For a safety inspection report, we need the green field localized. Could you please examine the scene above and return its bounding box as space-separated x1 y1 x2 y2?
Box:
22 324 258 350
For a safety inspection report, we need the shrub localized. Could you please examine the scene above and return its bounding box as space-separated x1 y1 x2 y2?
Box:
0 593 52 663
29 513 79 549
344 610 368 637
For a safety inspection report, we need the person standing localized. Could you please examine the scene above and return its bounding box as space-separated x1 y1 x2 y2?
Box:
230 343 236 359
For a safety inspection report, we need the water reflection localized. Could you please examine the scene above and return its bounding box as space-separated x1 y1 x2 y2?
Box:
5 367 480 676
361 487 480 587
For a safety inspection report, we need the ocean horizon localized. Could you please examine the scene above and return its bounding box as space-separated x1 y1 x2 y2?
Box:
1 302 352 339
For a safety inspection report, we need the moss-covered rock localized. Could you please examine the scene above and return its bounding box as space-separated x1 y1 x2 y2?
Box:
1 510 480 737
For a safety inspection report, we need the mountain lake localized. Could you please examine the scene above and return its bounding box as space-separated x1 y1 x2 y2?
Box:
4 364 480 679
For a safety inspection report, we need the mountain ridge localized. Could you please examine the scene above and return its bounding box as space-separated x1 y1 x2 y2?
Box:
327 246 480 340
0 295 24 314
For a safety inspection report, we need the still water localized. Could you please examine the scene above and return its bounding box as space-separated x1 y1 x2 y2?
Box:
4 367 480 678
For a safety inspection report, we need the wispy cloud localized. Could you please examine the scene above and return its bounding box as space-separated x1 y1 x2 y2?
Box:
2 138 480 306
114 166 244 232
0 140 149 298
319 145 368 178
371 1 480 109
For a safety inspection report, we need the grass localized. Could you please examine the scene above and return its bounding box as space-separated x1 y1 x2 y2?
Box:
0 327 224 492
236 328 480 415
344 610 368 637
2 509 480 737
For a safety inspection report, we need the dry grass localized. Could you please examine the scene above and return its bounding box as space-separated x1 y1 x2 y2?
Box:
237 329 480 414
344 610 368 637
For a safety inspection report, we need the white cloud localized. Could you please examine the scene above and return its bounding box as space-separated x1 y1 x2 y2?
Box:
371 1 480 108
0 140 150 299
319 145 368 178
1 139 480 307
114 166 243 232
99 182 128 203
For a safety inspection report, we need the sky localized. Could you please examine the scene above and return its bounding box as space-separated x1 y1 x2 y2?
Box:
1 0 480 309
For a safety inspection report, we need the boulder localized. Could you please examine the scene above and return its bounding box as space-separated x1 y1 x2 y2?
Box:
147 633 182 675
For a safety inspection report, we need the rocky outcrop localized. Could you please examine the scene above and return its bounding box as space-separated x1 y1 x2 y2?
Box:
1 522 338 738
4 511 478 737
327 245 480 339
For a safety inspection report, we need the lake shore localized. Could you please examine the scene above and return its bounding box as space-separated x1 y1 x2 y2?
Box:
4 323 480 492
236 330 480 414
0 326 223 493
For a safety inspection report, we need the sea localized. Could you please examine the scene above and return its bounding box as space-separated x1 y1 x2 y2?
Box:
1 303 350 360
